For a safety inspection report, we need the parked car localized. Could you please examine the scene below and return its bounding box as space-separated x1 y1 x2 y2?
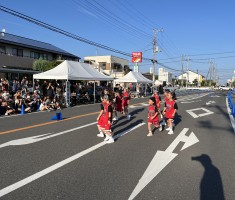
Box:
218 85 232 91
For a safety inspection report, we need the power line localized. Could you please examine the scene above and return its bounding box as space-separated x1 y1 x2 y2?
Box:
0 5 163 64
72 0 152 42
0 5 153 61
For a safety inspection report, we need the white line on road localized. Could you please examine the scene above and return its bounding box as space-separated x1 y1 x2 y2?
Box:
0 122 97 149
181 100 202 104
0 123 145 198
177 93 208 102
128 128 199 200
186 107 214 118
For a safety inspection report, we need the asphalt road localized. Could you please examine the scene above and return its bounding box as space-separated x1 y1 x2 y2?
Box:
0 90 234 200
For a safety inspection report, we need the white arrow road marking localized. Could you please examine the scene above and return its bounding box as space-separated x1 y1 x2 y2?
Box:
186 107 214 118
0 122 97 149
0 123 145 198
128 128 199 200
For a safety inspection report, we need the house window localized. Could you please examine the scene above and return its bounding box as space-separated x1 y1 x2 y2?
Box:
0 46 6 54
30 51 48 60
12 48 23 57
18 49 23 57
99 62 106 70
12 48 17 56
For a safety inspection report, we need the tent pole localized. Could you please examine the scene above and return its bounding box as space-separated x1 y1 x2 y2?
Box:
33 78 35 91
145 83 147 97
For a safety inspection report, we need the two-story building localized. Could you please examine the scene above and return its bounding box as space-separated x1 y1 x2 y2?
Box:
178 70 204 85
0 32 80 80
84 55 129 78
158 68 172 83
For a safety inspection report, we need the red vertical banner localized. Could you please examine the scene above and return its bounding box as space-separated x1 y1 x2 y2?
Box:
132 52 142 63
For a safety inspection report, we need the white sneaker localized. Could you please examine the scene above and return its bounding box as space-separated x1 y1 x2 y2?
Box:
147 132 153 136
97 132 104 137
113 117 118 121
127 115 131 120
104 135 110 141
165 127 171 131
159 125 163 132
168 130 174 135
106 137 114 143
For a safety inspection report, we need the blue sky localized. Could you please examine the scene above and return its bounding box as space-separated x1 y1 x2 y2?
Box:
0 0 235 84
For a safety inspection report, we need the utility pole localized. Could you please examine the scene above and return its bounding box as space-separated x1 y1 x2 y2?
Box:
181 55 184 87
186 56 190 88
209 60 213 87
152 29 162 86
197 69 199 87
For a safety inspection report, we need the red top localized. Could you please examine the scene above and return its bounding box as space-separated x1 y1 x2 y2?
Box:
148 105 158 119
165 100 177 118
154 95 161 109
115 95 122 105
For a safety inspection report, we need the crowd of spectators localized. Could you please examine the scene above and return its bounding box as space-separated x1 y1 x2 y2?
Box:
0 76 153 117
0 77 109 116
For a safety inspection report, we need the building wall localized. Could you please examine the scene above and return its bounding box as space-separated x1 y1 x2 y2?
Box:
178 71 202 83
0 42 78 71
158 68 172 83
0 53 34 69
84 55 128 77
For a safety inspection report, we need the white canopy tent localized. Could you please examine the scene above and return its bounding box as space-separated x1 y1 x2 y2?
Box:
114 71 152 83
33 60 113 81
33 60 113 105
114 71 152 96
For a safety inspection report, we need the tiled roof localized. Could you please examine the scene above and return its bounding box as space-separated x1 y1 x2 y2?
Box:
0 32 79 59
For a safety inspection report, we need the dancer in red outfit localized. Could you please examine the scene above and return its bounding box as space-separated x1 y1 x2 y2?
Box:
147 97 163 136
122 88 131 120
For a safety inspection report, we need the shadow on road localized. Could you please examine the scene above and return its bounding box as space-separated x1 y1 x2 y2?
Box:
192 154 225 200
129 107 145 116
112 108 145 131
113 119 144 140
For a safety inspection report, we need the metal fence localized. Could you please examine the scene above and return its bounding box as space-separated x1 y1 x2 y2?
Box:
228 91 235 117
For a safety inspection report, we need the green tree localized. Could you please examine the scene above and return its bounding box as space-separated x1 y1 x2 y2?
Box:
33 59 62 72
33 58 50 72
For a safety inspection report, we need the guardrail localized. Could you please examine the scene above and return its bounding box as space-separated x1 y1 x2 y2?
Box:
228 91 235 117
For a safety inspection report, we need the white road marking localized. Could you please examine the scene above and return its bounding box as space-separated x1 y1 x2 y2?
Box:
186 107 214 118
226 97 235 133
210 95 220 97
129 103 148 109
206 100 216 105
0 122 97 149
181 100 202 104
128 128 199 200
0 123 145 198
177 93 208 102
